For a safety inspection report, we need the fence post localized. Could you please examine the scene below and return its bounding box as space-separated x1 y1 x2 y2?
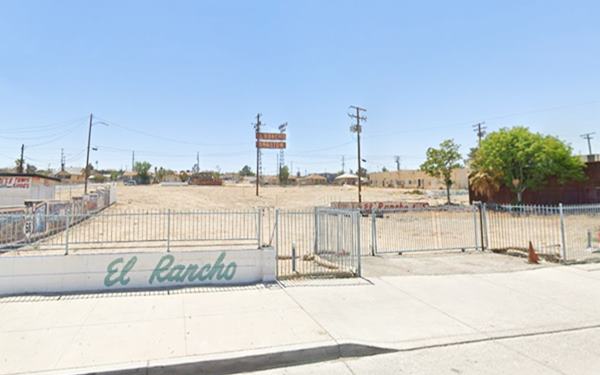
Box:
292 241 297 273
559 203 567 261
313 207 319 253
275 209 279 278
64 210 70 255
371 211 377 256
473 204 479 251
482 203 488 250
356 211 362 277
257 208 263 248
166 209 171 252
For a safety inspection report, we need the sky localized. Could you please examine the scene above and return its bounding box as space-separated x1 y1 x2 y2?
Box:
0 0 599 175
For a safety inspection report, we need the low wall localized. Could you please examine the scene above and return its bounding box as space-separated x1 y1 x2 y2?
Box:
0 247 276 296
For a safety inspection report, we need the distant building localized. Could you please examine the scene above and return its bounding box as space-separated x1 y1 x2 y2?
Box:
54 167 86 183
122 171 138 183
368 169 469 190
299 174 327 185
0 173 60 207
579 154 600 163
334 173 367 186
319 173 338 184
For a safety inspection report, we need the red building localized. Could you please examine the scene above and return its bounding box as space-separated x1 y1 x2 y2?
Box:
469 160 600 205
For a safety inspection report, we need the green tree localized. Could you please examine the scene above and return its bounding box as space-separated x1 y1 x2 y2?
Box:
470 127 585 203
134 161 152 184
109 170 122 181
239 165 255 177
25 164 37 174
179 170 189 182
279 165 290 185
420 139 462 204
358 167 368 178
14 159 24 173
381 166 388 172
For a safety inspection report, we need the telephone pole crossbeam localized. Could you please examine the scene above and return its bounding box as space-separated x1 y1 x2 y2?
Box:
472 122 486 147
580 132 595 156
349 105 367 203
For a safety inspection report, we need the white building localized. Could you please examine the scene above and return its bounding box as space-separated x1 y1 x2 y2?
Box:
0 174 60 207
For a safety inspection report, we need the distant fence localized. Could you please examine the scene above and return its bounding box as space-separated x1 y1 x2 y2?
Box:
0 184 116 250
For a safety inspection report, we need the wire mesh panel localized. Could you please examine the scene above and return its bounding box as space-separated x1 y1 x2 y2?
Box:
275 208 360 278
373 205 480 254
562 204 600 261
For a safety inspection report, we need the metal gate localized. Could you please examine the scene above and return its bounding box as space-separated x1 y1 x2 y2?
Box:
371 205 482 254
275 208 361 278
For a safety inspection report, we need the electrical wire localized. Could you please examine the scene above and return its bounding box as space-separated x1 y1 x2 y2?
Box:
94 116 249 147
0 116 88 134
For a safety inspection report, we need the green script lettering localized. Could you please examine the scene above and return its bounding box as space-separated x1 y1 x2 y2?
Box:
104 256 137 287
149 254 174 284
148 252 237 284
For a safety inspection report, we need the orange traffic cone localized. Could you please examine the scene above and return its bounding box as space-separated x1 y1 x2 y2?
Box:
528 241 540 264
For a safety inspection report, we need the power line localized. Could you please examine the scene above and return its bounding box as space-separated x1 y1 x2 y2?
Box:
0 115 88 134
94 116 247 147
364 99 600 140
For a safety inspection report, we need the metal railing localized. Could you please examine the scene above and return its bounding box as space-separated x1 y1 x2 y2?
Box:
485 203 600 262
370 205 481 254
0 209 262 254
275 208 361 278
3 201 598 270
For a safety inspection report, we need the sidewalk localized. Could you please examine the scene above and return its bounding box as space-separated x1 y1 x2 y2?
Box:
1 264 600 374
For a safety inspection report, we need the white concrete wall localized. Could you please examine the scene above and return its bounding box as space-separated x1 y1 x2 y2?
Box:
0 247 276 296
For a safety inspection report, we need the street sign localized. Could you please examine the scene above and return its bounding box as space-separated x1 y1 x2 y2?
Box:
256 132 286 140
256 141 286 149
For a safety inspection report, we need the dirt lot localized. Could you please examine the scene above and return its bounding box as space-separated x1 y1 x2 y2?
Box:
110 183 469 211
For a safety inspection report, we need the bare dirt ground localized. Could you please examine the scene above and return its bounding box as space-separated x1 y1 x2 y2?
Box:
110 183 469 211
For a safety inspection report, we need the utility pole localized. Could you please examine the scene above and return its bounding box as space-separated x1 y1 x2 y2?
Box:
193 151 200 174
253 113 262 196
60 148 65 172
581 132 595 155
349 105 367 203
472 122 486 147
18 144 24 173
394 155 401 171
341 155 345 173
131 151 135 171
84 113 93 194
